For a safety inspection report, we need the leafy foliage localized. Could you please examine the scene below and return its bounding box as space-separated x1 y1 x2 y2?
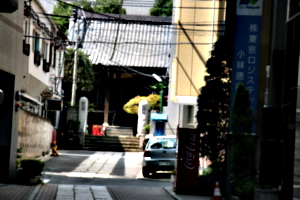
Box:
51 1 73 35
230 83 257 200
196 36 231 162
73 0 94 12
123 94 160 114
201 161 226 176
150 0 172 16
149 79 168 91
150 79 168 112
231 83 254 135
93 0 126 14
63 48 95 92
51 0 126 35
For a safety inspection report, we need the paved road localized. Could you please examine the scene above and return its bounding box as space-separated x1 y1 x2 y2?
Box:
0 150 213 199
43 150 173 188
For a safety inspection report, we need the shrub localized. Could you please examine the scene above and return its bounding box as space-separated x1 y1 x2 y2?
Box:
21 159 45 177
17 159 45 184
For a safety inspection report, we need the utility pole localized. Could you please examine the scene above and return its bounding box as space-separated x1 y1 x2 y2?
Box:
71 9 79 107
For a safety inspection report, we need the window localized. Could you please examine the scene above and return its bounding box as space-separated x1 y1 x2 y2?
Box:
186 105 194 124
49 44 53 67
218 21 225 36
34 31 39 52
23 20 30 56
34 31 41 66
181 105 196 128
24 20 30 43
42 40 48 61
42 40 50 72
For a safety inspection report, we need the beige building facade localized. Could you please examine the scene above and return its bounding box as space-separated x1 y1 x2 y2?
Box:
166 0 226 133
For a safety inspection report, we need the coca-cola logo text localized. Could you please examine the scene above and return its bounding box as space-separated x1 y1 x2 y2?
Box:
183 133 196 169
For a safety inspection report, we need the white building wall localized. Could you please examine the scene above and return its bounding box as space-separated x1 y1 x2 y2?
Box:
123 0 155 16
27 0 57 97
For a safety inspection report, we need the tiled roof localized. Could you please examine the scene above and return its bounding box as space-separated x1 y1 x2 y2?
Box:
69 13 172 68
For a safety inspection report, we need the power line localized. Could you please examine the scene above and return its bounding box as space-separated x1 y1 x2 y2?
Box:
55 0 225 10
29 1 221 79
23 34 214 45
35 12 225 32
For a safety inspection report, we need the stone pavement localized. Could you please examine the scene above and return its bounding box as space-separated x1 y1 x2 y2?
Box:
0 183 211 200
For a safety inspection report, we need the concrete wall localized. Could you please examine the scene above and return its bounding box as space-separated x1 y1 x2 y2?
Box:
18 109 53 159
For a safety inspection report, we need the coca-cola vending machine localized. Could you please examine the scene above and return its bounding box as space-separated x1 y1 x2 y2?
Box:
173 128 200 194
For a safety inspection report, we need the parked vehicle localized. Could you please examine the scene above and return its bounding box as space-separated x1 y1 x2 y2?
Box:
142 135 177 177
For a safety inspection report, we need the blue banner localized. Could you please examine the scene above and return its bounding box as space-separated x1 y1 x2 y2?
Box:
230 1 263 134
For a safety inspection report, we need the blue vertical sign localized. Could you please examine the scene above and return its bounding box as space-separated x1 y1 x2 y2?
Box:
230 0 263 134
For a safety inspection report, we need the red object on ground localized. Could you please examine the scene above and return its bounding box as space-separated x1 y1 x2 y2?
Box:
92 125 104 135
213 182 222 200
99 126 104 135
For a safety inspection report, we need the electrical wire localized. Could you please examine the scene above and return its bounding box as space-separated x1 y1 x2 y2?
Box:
31 16 225 36
24 34 213 45
55 0 225 10
36 12 225 28
27 0 222 79
119 68 157 93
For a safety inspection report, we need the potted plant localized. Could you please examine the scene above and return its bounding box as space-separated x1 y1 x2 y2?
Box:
17 159 45 185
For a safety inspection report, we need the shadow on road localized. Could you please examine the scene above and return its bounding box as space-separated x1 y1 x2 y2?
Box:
45 150 97 172
148 171 172 179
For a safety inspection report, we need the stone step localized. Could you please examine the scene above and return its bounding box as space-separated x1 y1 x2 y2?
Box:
105 126 133 137
83 135 143 152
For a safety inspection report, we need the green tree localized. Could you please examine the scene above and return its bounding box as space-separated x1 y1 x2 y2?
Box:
150 0 172 16
196 36 231 163
63 48 95 93
230 82 257 200
51 0 125 35
73 0 94 12
51 1 73 35
93 0 126 14
123 94 160 114
149 79 168 113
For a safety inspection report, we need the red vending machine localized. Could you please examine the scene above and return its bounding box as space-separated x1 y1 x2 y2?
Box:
173 128 200 194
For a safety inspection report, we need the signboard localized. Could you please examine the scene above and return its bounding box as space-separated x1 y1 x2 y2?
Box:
150 113 168 121
55 50 64 78
230 0 263 134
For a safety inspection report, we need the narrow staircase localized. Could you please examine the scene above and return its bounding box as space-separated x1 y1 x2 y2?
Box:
83 126 143 152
